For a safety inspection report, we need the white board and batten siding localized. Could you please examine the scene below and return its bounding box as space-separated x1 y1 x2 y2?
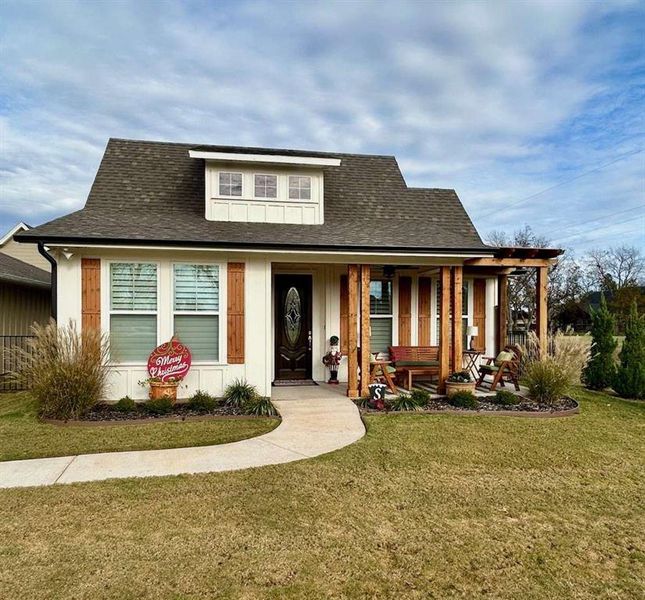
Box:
204 163 325 225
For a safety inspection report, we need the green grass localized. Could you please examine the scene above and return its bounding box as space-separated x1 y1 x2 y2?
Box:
0 388 643 599
0 392 279 461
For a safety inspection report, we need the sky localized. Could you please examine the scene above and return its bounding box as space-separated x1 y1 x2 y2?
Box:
0 0 643 257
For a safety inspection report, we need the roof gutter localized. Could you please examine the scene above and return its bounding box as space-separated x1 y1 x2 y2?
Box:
38 243 57 321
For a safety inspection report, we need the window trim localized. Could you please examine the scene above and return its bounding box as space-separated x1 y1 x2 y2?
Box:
288 175 312 201
172 262 221 364
253 173 278 199
108 261 161 365
217 171 244 198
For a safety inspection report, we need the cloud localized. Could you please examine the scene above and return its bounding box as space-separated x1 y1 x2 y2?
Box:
0 0 643 252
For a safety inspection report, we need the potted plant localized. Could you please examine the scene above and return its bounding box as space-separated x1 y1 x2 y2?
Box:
445 370 476 397
139 376 182 402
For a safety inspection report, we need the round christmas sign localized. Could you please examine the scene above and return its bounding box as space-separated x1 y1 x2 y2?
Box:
147 337 192 382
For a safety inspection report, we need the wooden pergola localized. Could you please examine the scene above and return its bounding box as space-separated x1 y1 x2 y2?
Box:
345 247 563 398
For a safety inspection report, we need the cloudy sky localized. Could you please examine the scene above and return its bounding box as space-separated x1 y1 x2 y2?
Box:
1 0 643 255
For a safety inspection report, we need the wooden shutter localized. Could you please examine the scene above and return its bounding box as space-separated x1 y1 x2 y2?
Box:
81 258 101 331
227 263 245 364
398 276 412 346
473 278 486 351
339 274 349 354
418 277 432 345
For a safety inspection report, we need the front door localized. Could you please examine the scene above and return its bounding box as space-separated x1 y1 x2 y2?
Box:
274 274 313 381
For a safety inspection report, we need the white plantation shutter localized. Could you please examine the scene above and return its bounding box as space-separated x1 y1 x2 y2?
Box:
110 315 157 362
173 264 220 362
110 263 157 310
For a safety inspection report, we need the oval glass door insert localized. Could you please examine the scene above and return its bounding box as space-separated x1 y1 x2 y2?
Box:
284 286 302 347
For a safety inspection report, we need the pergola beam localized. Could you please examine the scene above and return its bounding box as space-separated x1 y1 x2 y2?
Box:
465 257 554 268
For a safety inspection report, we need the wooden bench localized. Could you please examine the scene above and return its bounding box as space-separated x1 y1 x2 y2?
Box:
389 346 440 390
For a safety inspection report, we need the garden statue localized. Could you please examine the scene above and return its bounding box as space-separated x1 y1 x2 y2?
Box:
322 335 342 384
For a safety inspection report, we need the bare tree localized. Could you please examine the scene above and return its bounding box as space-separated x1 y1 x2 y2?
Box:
586 246 644 291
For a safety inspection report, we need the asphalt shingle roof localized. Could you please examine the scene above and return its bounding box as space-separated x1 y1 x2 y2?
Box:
0 252 51 287
16 138 489 253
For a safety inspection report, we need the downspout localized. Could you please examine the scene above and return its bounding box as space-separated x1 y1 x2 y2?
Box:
38 242 57 321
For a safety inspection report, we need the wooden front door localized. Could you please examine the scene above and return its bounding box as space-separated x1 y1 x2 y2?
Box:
274 274 313 381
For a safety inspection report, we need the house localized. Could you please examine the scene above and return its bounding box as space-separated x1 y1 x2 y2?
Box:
0 223 52 336
15 139 562 400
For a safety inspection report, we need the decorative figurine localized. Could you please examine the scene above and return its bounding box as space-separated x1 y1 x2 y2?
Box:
322 335 343 384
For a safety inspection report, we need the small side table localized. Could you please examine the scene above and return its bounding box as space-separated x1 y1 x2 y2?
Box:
370 361 397 393
463 350 482 381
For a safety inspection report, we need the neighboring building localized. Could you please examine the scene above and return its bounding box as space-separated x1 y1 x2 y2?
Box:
16 138 561 399
0 223 51 336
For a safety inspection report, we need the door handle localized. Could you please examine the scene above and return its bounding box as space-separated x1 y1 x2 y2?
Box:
308 331 312 351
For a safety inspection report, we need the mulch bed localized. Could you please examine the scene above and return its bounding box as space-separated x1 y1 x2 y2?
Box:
358 396 579 417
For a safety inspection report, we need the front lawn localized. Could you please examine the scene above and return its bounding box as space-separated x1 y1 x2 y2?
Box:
0 388 643 599
0 392 279 461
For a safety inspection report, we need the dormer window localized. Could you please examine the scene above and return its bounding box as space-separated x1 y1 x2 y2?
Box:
218 172 243 196
289 176 311 200
254 174 277 199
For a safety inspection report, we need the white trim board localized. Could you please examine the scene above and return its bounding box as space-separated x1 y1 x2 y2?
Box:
189 150 341 167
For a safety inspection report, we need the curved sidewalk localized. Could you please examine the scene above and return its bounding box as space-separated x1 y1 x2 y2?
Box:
0 396 365 489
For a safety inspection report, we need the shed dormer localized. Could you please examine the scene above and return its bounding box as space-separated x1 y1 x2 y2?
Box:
189 148 341 225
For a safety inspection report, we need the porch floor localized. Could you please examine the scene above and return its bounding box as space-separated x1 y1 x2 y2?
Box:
272 380 531 401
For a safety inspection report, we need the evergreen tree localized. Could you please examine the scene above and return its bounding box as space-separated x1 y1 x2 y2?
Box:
613 301 645 399
582 295 617 390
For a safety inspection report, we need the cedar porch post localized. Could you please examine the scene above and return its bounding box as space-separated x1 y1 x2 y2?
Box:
496 273 508 353
347 265 359 398
359 265 371 397
450 266 463 374
438 266 451 393
536 266 548 355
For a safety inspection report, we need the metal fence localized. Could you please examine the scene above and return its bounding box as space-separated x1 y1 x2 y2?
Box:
507 330 528 348
0 335 35 392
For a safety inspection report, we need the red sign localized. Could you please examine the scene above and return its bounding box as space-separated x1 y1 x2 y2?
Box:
147 338 192 382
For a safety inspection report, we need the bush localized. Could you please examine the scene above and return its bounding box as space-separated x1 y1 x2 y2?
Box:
144 397 174 415
114 396 137 412
524 358 571 406
187 390 218 412
447 390 478 409
582 295 617 390
244 396 278 416
12 320 110 420
409 388 431 407
223 379 257 408
613 302 645 399
492 390 521 406
389 394 422 411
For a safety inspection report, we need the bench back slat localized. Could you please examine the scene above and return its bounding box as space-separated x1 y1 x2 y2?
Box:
389 346 439 363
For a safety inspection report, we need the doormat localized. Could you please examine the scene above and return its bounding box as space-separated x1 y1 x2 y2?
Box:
273 380 318 387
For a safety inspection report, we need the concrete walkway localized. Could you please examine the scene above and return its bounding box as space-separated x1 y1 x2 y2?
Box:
0 395 365 489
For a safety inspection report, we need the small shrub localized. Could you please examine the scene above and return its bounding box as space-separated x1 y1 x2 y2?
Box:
524 358 570 406
114 396 137 412
409 388 431 407
223 379 257 408
187 390 218 412
446 370 472 383
493 390 521 406
613 301 645 399
357 397 372 409
582 295 617 390
144 397 173 415
244 396 278 416
448 390 478 409
389 394 422 411
12 320 110 420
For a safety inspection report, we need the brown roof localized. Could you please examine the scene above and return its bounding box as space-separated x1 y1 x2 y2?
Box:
16 138 490 254
0 252 51 288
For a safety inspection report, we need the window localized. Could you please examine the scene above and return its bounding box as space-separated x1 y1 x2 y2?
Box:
173 264 220 362
435 281 470 348
219 172 242 196
288 175 311 200
370 279 393 354
110 263 157 362
254 174 277 198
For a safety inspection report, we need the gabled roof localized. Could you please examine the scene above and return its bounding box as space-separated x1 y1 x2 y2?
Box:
0 222 30 247
16 138 490 254
0 252 51 288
